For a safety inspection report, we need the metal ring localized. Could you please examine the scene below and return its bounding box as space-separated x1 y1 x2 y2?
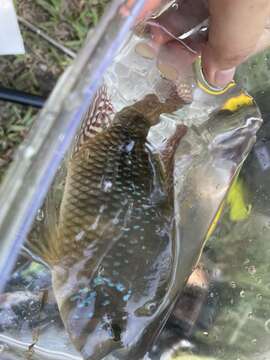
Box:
194 56 236 95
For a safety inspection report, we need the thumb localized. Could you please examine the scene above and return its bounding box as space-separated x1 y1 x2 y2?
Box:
202 0 270 88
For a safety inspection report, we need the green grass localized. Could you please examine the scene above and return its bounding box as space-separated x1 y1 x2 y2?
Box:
0 0 109 182
30 0 109 50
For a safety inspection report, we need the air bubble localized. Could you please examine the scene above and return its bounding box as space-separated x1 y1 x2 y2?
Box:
240 290 245 298
146 302 156 312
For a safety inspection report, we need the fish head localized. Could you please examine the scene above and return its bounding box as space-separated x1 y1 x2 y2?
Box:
68 314 123 360
53 262 172 360
52 268 130 360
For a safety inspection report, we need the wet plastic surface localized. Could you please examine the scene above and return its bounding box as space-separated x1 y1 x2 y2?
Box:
0 1 269 360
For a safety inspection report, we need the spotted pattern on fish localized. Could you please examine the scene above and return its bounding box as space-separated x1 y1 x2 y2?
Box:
51 107 176 359
29 87 187 360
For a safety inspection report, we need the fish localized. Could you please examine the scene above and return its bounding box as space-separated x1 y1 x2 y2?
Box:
27 85 187 360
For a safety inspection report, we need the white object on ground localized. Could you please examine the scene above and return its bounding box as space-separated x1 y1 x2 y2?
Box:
0 0 25 55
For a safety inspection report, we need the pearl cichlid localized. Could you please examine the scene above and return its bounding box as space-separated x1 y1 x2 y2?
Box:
28 86 188 360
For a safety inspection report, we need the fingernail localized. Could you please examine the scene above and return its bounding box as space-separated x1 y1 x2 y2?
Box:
214 68 235 88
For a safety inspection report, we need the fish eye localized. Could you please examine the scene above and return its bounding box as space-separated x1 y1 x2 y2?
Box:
111 323 122 342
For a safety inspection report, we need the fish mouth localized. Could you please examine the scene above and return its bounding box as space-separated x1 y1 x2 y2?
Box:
68 316 123 360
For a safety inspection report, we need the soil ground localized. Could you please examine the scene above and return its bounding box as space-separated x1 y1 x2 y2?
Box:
0 0 109 181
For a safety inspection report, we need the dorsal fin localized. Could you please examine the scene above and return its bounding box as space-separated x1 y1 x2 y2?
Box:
73 85 115 155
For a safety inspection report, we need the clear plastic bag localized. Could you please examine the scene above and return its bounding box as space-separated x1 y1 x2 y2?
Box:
0 1 265 360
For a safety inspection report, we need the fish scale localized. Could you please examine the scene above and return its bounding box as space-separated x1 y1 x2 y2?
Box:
52 113 173 358
27 88 187 360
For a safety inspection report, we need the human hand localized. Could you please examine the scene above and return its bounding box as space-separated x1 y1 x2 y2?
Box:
137 0 270 88
202 0 270 88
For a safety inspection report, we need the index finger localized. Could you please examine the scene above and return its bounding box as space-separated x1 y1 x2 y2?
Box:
202 0 270 87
